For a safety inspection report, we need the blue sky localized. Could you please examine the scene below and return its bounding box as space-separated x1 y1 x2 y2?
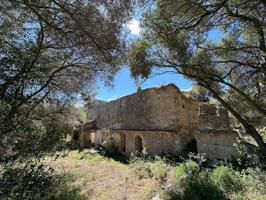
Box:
96 66 193 101
95 19 222 101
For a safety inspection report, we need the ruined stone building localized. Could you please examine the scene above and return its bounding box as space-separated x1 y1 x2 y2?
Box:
77 84 238 159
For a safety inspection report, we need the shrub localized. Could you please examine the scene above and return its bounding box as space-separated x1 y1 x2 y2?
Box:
181 176 226 200
130 156 168 181
240 167 266 199
165 172 226 200
0 162 57 200
0 160 91 200
174 160 200 181
187 153 209 168
151 156 167 181
129 157 152 179
46 183 89 200
165 159 226 200
212 166 242 193
232 138 265 169
100 131 118 156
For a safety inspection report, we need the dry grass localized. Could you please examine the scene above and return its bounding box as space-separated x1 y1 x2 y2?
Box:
43 150 266 200
45 150 160 200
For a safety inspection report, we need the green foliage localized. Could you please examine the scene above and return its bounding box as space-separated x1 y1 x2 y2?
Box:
211 166 243 193
129 157 153 179
131 0 266 157
164 155 263 200
184 85 210 102
166 155 266 200
0 162 57 200
38 115 72 152
181 177 226 200
240 167 266 197
0 0 133 168
128 39 152 79
0 157 91 200
142 184 157 200
181 176 225 200
129 155 168 181
166 171 226 200
232 138 265 169
174 160 200 181
46 184 89 200
151 156 167 181
99 131 118 156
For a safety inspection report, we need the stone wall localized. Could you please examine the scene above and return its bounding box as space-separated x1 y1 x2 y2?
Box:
82 129 192 156
195 130 238 159
83 84 238 159
87 84 199 132
198 103 230 130
80 129 237 159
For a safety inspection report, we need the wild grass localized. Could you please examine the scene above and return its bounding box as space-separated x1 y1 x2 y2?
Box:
41 150 266 200
44 149 159 200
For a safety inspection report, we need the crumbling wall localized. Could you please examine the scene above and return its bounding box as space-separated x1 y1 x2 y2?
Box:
198 103 230 130
195 103 237 159
87 84 199 132
82 84 238 159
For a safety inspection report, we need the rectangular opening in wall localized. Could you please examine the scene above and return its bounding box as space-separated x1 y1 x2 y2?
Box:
120 134 126 152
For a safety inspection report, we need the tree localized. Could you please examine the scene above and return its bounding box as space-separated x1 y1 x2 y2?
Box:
184 85 210 102
0 0 133 160
128 0 266 160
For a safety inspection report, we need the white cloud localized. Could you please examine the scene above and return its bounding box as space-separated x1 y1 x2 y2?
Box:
126 19 140 35
107 98 115 102
181 86 193 92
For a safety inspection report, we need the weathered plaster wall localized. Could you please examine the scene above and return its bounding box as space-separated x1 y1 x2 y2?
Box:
113 130 190 157
82 129 191 156
87 84 199 132
195 130 238 159
80 129 237 159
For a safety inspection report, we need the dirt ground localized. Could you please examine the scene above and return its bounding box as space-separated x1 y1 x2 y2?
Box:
45 150 162 200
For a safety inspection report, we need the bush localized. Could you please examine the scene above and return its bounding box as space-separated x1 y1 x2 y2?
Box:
130 155 168 181
165 172 225 200
232 138 265 169
46 183 89 200
181 176 226 200
100 131 118 156
165 158 226 200
37 115 72 153
151 156 167 181
240 167 266 199
174 160 200 181
0 162 57 200
212 166 243 193
129 157 152 179
0 160 91 200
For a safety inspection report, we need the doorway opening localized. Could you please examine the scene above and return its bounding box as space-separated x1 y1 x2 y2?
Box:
120 134 126 152
184 138 198 154
135 136 143 154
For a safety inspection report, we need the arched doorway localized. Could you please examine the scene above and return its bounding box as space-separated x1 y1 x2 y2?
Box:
135 136 143 154
184 139 198 154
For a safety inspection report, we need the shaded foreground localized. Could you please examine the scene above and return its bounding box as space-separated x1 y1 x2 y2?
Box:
43 149 266 200
45 150 159 200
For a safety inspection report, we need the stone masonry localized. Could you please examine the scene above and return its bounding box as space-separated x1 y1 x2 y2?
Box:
78 84 238 159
